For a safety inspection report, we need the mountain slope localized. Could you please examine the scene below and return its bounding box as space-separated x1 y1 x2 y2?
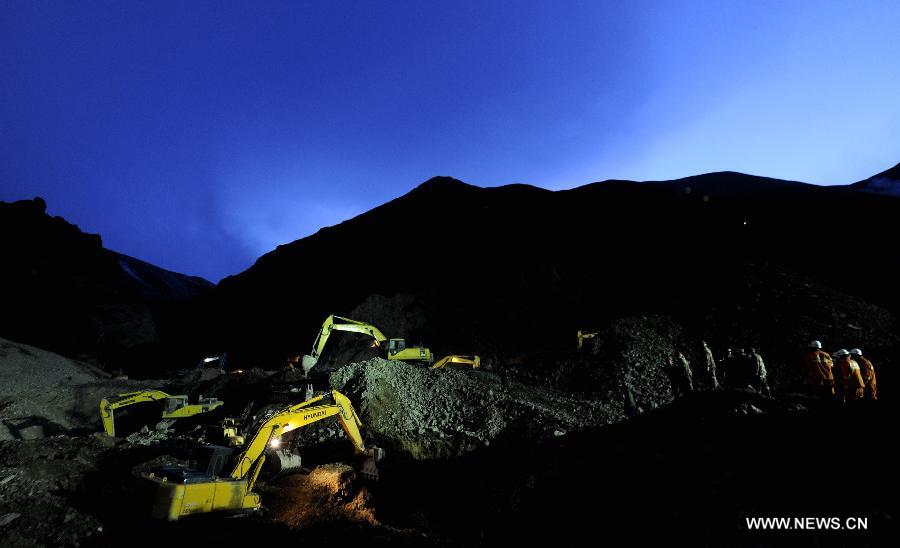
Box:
0 198 212 371
850 161 900 197
211 169 900 371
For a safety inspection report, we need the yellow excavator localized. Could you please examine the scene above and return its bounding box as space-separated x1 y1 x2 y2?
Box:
577 330 599 350
143 389 382 521
221 417 245 446
301 314 432 373
99 390 224 437
431 355 481 369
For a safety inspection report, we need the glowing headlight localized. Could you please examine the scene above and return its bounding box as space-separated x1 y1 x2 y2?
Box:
269 438 281 449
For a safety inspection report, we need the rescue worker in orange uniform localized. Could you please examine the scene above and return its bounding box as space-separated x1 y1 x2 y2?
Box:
833 349 865 403
802 340 834 399
850 348 877 401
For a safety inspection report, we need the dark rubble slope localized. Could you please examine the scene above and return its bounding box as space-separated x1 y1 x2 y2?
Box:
0 337 168 441
0 332 896 547
329 358 619 459
369 395 899 546
558 264 899 400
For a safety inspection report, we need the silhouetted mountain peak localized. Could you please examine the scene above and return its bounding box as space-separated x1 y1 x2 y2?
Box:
489 182 552 195
0 197 103 251
0 198 212 369
412 176 475 193
410 177 552 201
26 196 48 214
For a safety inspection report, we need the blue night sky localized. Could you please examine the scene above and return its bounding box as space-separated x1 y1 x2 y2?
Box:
2 1 899 281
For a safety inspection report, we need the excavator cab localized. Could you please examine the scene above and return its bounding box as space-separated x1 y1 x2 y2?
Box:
387 338 433 363
387 338 406 354
162 396 188 414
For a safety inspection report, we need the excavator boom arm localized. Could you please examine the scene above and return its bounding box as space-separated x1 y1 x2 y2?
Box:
303 314 389 373
142 389 378 521
577 330 599 349
99 390 173 437
432 355 481 369
229 390 367 484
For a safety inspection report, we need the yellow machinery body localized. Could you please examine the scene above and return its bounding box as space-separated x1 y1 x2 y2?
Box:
577 330 599 350
221 418 246 446
387 338 433 363
100 390 224 437
431 355 480 369
146 476 260 521
143 390 380 521
302 314 432 373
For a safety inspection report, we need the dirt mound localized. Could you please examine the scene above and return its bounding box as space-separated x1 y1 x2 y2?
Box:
700 262 900 394
0 436 109 547
551 315 681 408
179 367 272 398
265 464 378 528
329 358 619 459
552 296 898 405
0 337 165 440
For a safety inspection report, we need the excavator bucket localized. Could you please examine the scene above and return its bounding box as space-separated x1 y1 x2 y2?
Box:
360 458 379 481
359 446 385 481
301 355 318 374
269 449 305 477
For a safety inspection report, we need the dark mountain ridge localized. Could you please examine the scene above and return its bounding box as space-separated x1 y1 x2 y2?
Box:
850 161 900 197
0 197 212 368
211 167 900 373
4 165 897 376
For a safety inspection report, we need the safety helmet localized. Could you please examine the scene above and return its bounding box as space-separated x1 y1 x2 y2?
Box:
809 340 822 349
833 349 849 358
849 348 863 356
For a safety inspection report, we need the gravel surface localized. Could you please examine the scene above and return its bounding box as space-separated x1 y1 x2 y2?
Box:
330 358 620 459
0 338 165 440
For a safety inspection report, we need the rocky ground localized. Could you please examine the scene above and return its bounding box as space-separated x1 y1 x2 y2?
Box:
0 325 896 546
4 171 899 546
0 436 111 547
330 358 619 458
0 338 167 440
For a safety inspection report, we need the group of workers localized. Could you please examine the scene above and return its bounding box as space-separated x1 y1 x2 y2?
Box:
664 339 880 402
665 341 770 397
803 340 878 402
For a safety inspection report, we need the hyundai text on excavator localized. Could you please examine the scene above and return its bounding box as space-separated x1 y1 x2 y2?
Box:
301 314 432 373
142 389 383 521
99 390 224 437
